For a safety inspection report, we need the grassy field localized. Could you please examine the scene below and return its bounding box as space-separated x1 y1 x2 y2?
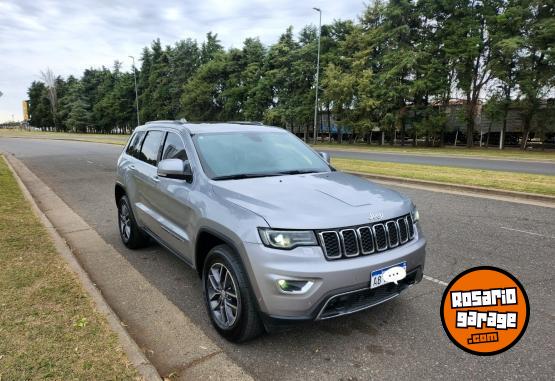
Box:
316 142 555 162
0 156 138 380
333 158 555 196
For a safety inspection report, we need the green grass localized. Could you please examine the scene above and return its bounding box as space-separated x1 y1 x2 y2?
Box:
0 156 138 380
313 142 555 162
332 158 555 196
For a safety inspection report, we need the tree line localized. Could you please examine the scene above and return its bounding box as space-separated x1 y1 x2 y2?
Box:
27 0 554 148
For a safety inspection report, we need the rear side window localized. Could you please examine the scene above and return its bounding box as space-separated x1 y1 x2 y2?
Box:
161 132 188 161
126 131 145 158
138 130 164 166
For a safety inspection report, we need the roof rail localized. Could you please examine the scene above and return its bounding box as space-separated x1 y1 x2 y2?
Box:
226 121 264 126
145 118 187 125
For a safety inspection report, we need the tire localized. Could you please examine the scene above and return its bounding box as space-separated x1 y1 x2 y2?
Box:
117 195 149 249
203 244 264 342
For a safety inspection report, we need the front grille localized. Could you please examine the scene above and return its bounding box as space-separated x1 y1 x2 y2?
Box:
318 214 416 260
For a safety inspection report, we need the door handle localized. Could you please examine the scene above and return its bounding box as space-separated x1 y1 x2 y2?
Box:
151 175 160 183
129 164 135 170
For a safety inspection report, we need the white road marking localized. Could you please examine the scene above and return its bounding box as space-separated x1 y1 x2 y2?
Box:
500 226 555 239
87 160 94 164
423 275 449 287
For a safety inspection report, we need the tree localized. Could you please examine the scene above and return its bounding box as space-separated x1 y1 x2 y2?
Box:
28 81 53 128
61 82 92 132
201 32 224 64
181 54 228 121
489 0 524 149
40 68 59 128
449 0 499 147
513 0 555 149
170 39 201 117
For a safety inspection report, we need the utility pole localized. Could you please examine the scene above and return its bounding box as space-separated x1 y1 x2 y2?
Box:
312 7 322 144
129 56 140 127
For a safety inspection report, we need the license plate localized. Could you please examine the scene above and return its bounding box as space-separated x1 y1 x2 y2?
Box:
370 262 407 289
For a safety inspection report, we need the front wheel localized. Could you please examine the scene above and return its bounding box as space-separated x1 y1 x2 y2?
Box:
203 244 264 342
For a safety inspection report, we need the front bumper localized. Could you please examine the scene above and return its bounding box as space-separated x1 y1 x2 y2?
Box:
243 227 426 321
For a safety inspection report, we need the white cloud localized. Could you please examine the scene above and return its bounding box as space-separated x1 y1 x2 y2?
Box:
0 0 365 122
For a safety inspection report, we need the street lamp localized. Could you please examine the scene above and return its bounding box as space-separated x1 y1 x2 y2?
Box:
313 7 322 144
129 56 140 127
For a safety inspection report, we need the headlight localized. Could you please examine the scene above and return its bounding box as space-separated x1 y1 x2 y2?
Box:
258 228 318 250
411 206 420 223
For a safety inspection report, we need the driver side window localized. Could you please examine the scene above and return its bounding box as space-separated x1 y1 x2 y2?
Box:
161 132 188 161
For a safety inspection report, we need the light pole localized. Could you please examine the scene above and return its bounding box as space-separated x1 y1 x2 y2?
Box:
129 56 140 127
313 7 322 144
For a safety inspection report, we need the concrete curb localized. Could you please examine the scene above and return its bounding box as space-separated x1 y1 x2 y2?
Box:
3 154 161 381
346 171 555 206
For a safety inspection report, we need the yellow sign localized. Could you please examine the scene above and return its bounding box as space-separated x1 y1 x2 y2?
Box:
22 100 29 121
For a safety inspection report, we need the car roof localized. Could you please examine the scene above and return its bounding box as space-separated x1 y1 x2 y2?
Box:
136 121 285 135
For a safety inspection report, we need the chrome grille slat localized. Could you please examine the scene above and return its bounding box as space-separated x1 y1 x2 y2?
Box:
398 217 409 243
319 231 342 259
407 214 415 238
357 226 375 254
318 214 416 260
340 229 359 257
373 223 388 251
385 221 399 248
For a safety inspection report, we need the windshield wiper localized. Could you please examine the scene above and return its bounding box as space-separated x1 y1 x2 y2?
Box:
212 173 282 181
275 169 321 175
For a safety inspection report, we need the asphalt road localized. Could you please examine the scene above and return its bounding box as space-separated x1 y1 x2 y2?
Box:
1 137 553 380
321 149 555 175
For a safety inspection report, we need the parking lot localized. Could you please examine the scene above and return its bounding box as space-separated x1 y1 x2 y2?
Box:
1 137 553 380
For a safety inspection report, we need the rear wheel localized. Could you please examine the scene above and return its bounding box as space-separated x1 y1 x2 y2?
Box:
118 195 149 249
203 244 264 342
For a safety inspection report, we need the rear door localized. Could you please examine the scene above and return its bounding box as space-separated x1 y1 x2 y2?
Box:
155 131 195 261
133 129 165 237
120 130 145 212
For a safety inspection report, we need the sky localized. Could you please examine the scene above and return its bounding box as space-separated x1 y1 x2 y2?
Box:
0 0 366 122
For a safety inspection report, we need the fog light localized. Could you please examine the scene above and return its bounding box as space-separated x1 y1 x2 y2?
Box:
276 279 313 294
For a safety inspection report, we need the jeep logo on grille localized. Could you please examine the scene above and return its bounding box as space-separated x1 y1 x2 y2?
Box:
368 212 384 222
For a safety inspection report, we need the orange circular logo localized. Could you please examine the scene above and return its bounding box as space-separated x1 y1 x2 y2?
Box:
440 266 529 355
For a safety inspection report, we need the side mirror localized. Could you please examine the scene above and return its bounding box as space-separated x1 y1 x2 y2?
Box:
158 159 193 182
319 151 331 164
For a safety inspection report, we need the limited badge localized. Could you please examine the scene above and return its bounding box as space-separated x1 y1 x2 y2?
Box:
440 266 529 356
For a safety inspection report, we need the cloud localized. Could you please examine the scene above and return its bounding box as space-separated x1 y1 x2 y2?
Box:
0 0 365 122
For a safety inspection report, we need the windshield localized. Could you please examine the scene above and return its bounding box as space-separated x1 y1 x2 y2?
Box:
193 131 331 179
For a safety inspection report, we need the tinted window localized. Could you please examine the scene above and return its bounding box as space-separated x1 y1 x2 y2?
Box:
161 132 188 161
138 130 164 166
126 131 145 158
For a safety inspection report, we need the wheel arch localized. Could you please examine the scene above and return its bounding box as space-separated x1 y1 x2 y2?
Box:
195 228 241 277
115 183 126 204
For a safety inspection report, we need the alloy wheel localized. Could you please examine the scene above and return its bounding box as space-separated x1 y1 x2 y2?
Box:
119 203 131 242
206 263 240 328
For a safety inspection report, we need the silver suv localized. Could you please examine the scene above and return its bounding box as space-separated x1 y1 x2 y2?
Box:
115 121 426 342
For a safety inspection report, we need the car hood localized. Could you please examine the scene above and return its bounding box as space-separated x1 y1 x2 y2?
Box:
212 172 412 229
